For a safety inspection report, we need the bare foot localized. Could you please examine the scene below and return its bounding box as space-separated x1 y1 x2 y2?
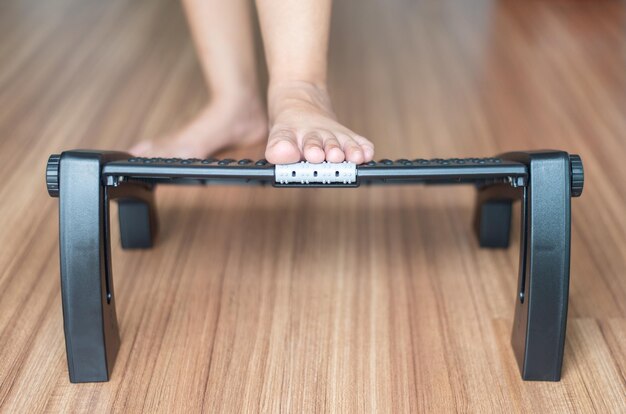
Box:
265 80 374 164
130 93 268 158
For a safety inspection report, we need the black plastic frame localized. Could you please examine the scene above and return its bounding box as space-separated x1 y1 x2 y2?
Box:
48 150 581 383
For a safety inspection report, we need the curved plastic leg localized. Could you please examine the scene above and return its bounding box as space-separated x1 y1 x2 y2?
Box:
474 184 520 248
474 151 572 381
115 184 158 249
58 151 129 382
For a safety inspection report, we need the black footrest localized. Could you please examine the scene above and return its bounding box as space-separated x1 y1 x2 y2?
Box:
45 149 583 383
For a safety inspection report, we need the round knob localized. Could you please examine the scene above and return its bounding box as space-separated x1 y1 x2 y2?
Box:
46 154 61 197
569 154 584 197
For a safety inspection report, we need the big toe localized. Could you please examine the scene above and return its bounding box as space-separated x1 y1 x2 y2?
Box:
265 129 301 164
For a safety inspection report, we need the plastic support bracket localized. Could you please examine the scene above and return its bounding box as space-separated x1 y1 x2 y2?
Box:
473 151 576 381
55 151 157 382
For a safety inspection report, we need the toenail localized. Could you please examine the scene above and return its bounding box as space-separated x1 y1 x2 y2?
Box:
271 139 294 148
306 145 324 152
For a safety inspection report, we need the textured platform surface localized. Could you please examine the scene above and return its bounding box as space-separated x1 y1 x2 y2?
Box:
97 156 528 185
1 0 625 412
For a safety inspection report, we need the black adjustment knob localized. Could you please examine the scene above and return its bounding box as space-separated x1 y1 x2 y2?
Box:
569 154 584 197
46 154 61 197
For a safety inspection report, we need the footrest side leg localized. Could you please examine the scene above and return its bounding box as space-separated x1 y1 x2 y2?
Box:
473 184 519 248
506 151 572 381
59 152 121 383
115 184 158 249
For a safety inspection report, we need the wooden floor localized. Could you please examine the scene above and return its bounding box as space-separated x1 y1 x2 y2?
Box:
1 0 625 412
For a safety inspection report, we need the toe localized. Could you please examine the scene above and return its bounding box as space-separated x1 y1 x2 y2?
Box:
302 132 325 163
354 135 375 161
342 139 365 164
323 135 345 163
265 127 301 164
361 146 374 162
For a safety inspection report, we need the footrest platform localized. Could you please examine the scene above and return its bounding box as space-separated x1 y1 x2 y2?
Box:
45 150 583 383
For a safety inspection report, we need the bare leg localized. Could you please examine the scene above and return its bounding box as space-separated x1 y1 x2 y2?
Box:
131 0 267 158
256 0 374 164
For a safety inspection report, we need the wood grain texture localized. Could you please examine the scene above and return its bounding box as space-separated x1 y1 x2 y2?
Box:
1 0 625 412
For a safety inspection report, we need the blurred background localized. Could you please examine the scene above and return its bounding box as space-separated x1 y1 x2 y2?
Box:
0 0 625 412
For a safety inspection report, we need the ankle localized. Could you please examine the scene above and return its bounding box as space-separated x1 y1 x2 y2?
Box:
269 79 328 96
